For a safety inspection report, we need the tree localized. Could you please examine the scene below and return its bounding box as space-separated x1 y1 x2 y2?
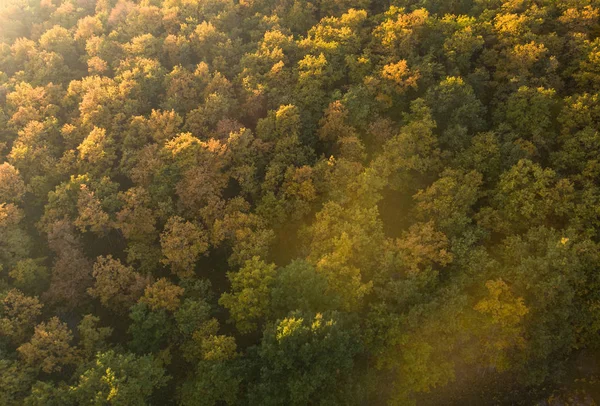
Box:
160 216 209 278
69 350 169 406
0 203 32 267
314 101 366 162
0 162 26 203
256 104 302 142
311 232 373 311
114 57 166 115
128 302 172 354
473 279 529 371
88 255 150 314
77 315 113 360
257 165 318 228
317 100 356 144
303 201 384 283
43 220 93 310
392 221 453 275
75 15 104 43
364 99 441 201
115 187 161 272
124 34 161 59
248 311 362 405
575 38 600 92
17 317 77 374
22 381 73 406
413 169 483 236
77 127 116 176
212 198 275 267
140 278 184 312
5 82 62 131
8 119 61 182
38 25 77 66
147 109 182 143
179 356 242 406
553 92 600 174
116 187 157 241
0 289 43 345
454 132 502 180
366 291 468 405
166 135 228 218
162 65 205 113
374 7 430 61
425 76 486 152
75 184 113 236
38 175 88 233
190 22 229 66
376 59 420 104
443 21 484 75
270 259 332 317
8 259 50 295
484 159 574 234
219 256 277 334
498 86 559 155
0 359 35 406
489 227 600 385
175 297 224 362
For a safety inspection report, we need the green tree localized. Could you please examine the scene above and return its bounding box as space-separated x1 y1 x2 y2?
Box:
249 311 362 405
8 259 50 295
0 203 32 268
219 256 277 334
483 159 574 234
271 259 332 317
128 302 172 354
69 350 169 406
77 314 113 360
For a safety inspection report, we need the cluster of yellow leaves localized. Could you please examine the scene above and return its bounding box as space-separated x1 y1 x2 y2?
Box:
140 278 184 312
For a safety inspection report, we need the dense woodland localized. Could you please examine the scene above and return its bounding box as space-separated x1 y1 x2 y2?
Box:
2 0 600 404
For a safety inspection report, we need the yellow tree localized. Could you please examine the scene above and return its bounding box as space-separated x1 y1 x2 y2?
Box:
140 278 184 312
0 289 43 345
473 279 529 371
88 255 150 314
17 317 78 373
160 216 209 278
0 163 26 203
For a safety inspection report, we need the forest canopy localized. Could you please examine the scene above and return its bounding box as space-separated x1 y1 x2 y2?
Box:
1 0 600 404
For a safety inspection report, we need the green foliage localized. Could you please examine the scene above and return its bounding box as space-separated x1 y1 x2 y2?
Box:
69 350 169 406
271 259 332 316
219 256 277 334
0 359 34 406
179 358 242 406
7 259 49 295
127 302 172 354
77 314 113 360
23 381 73 406
249 311 363 405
